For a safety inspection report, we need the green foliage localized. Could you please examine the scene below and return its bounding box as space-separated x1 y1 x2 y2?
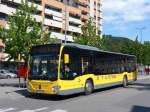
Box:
142 41 150 65
102 35 150 65
0 0 56 61
74 18 105 49
102 35 132 52
121 36 143 63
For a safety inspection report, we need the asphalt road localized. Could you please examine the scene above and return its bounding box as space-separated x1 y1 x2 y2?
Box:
0 78 150 112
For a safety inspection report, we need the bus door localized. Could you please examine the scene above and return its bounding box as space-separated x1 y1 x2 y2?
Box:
60 52 82 91
60 71 81 91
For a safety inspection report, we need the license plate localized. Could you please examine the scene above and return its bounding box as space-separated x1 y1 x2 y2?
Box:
36 90 44 93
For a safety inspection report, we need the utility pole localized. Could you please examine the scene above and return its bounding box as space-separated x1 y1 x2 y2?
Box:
41 2 45 38
96 0 98 35
136 27 146 43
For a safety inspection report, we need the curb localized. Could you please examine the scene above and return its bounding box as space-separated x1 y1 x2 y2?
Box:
137 75 150 80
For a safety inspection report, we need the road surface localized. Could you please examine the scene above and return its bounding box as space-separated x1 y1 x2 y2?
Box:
0 77 150 112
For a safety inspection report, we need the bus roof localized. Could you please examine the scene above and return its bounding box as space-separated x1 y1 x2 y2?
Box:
31 43 136 57
62 43 136 57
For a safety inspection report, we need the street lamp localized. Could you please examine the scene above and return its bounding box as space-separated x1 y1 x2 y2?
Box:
136 27 146 43
64 0 68 44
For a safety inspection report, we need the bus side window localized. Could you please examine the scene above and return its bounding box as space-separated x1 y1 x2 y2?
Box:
107 60 111 74
120 60 124 72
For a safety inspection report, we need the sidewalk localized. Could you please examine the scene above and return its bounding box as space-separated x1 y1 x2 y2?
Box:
0 78 25 87
0 86 27 99
137 74 150 80
0 78 28 99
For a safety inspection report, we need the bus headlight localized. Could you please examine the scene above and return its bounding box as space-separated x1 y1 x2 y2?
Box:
51 85 61 93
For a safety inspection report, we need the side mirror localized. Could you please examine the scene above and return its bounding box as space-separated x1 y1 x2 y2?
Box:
64 54 70 64
73 72 77 77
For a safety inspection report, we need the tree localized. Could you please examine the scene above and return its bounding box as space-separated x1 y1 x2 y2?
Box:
102 34 150 65
0 0 56 61
74 18 105 49
102 34 139 53
142 41 150 65
121 36 143 63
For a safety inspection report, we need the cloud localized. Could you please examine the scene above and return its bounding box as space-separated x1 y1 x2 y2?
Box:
102 0 150 24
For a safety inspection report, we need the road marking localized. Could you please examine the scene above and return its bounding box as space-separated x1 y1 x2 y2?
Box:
0 108 16 112
34 107 49 111
19 111 33 112
19 107 48 112
50 109 67 112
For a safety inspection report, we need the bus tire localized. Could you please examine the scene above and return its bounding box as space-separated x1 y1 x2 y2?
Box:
123 76 128 87
28 92 36 98
84 79 93 95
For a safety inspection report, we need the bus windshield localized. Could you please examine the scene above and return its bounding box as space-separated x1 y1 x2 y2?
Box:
29 54 58 81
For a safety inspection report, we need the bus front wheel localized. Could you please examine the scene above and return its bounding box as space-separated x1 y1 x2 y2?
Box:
84 80 93 95
123 76 128 87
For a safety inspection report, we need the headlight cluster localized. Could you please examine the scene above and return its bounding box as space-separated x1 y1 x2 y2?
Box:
51 85 61 93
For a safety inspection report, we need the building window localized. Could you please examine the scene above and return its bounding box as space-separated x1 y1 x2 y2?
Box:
94 2 96 6
0 13 8 20
0 47 4 53
28 0 42 5
45 14 53 20
87 6 90 10
69 22 80 27
69 13 80 19
45 5 61 12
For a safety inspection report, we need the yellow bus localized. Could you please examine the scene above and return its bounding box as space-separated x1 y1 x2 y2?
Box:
27 43 137 95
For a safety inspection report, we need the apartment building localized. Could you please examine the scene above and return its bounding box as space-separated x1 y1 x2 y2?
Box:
0 39 5 61
0 0 102 42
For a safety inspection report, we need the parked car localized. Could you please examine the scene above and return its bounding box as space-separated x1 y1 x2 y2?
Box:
9 70 18 77
0 69 17 79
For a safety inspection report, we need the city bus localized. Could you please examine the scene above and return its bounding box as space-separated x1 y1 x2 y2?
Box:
27 43 137 95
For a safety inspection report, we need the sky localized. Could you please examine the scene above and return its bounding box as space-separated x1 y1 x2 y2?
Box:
102 0 150 42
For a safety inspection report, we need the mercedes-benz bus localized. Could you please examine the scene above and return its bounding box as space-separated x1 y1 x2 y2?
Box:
27 43 137 95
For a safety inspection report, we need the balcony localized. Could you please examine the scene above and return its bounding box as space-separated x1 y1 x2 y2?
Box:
78 6 89 14
81 15 88 21
45 9 62 18
33 15 42 22
44 0 64 10
78 0 89 6
99 11 103 18
67 6 81 16
99 26 102 32
99 20 102 26
8 0 42 11
28 2 42 11
50 32 73 41
0 4 16 15
8 0 21 4
68 26 81 33
69 17 81 25
44 19 62 28
0 20 7 27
